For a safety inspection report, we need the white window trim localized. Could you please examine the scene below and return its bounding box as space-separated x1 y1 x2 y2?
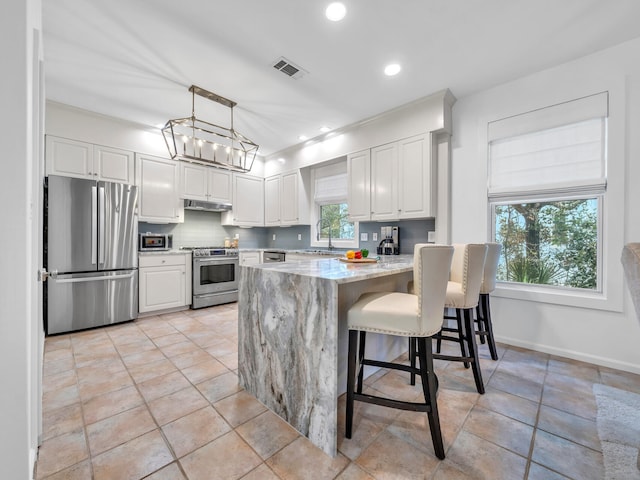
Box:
486 89 624 313
309 161 359 249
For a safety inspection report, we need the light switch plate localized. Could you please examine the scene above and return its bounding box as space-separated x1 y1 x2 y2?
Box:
428 231 436 242
372 233 378 241
272 234 276 241
298 234 302 241
360 233 368 241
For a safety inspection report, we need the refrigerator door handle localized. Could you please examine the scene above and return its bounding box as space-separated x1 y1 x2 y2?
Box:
98 184 105 266
91 185 97 265
52 271 136 284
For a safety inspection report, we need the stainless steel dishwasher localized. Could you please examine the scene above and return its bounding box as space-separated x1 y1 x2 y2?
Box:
263 250 286 262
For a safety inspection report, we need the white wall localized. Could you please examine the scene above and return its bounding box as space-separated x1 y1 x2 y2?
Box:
451 37 640 373
45 102 265 178
1 0 43 478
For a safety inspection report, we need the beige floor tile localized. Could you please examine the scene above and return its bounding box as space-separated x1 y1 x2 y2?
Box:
42 369 77 394
162 406 232 458
35 429 88 479
598 367 640 394
196 371 242 403
337 413 385 461
128 357 177 384
121 348 166 368
537 404 600 451
268 436 350 480
138 370 191 402
544 371 595 397
180 358 230 384
86 404 156 455
236 410 300 460
431 462 477 480
160 340 201 358
42 403 83 441
367 369 424 403
445 430 527 480
541 384 597 421
334 463 375 480
82 385 144 424
38 460 92 480
476 386 539 426
42 383 80 412
462 406 534 457
494 357 547 385
44 347 74 364
152 332 189 347
108 325 148 346
92 429 173 480
487 370 544 403
527 462 572 479
213 390 267 427
43 356 75 376
77 369 134 401
188 331 223 348
144 462 187 480
114 337 158 357
204 338 238 358
138 323 179 339
170 348 213 369
44 335 71 352
547 356 600 383
240 463 282 480
179 431 262 480
148 385 209 426
531 430 604 480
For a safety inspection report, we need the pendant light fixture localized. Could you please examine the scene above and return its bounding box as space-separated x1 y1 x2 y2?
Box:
162 85 258 173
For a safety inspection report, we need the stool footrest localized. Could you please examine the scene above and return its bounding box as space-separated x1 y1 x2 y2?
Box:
433 353 474 363
362 358 420 376
353 392 433 412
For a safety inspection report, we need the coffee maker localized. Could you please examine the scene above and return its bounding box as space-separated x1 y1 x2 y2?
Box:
377 226 400 255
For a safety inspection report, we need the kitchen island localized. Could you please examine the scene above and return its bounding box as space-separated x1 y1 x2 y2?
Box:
238 255 414 457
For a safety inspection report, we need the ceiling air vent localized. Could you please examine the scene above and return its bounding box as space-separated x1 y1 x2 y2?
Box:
272 57 308 79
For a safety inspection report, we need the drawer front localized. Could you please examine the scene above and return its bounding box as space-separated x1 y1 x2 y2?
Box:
139 254 186 268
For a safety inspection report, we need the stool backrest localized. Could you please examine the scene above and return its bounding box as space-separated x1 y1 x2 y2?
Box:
480 242 502 294
450 243 488 308
414 243 454 335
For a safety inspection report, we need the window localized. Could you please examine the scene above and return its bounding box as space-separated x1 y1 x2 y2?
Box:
311 161 359 248
488 93 608 293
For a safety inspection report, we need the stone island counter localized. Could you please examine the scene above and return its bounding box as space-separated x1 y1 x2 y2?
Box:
237 255 414 456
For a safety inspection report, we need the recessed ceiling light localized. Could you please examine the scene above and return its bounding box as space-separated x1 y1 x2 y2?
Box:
320 126 331 133
384 63 402 76
325 2 346 21
298 135 308 141
278 158 286 164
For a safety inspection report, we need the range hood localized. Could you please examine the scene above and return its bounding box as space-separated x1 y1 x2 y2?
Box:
184 199 232 212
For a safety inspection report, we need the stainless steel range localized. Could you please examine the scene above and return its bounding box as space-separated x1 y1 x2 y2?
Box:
181 247 239 309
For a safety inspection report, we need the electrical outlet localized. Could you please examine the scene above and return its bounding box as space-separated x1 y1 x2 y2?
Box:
372 232 378 241
428 231 436 242
272 234 276 241
298 234 302 241
360 232 368 241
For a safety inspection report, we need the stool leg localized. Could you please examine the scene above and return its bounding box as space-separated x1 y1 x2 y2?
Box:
456 309 469 368
417 337 445 459
476 303 486 344
357 331 367 394
482 294 499 361
463 308 485 394
345 329 358 438
409 337 416 386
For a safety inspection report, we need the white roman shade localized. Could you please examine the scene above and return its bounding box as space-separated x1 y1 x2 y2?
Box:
314 173 348 203
488 92 608 198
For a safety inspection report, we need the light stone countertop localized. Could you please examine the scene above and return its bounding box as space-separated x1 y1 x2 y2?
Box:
138 249 191 256
245 254 414 284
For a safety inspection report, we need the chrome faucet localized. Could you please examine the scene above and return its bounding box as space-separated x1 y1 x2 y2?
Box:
316 218 334 250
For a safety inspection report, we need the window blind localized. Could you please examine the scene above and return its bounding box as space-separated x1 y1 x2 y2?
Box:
314 173 348 203
488 93 608 198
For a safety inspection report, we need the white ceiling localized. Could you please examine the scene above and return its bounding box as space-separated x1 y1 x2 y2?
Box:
43 0 640 157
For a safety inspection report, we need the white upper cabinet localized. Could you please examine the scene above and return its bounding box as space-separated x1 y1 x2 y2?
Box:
136 153 183 223
222 173 264 227
398 134 435 219
347 134 435 222
264 170 310 226
370 142 399 221
46 136 134 184
180 163 232 204
347 149 371 222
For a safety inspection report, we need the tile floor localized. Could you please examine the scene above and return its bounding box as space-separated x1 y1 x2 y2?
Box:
36 303 640 480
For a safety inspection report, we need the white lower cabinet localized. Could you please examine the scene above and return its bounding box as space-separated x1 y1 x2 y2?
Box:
239 251 262 265
138 254 190 313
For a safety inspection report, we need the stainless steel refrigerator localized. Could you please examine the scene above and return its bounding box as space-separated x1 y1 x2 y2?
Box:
45 175 138 334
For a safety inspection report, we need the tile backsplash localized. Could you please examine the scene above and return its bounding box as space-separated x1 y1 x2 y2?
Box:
140 210 434 253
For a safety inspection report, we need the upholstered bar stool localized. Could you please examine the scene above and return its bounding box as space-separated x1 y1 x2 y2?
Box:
345 244 454 460
475 242 501 360
430 243 487 394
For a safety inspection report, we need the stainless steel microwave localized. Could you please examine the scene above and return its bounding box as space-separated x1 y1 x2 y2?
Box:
138 233 172 251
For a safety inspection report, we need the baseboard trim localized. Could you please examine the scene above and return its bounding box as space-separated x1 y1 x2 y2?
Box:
494 335 640 375
30 447 37 480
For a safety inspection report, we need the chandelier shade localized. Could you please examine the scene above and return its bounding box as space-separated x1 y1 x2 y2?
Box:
162 85 258 173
